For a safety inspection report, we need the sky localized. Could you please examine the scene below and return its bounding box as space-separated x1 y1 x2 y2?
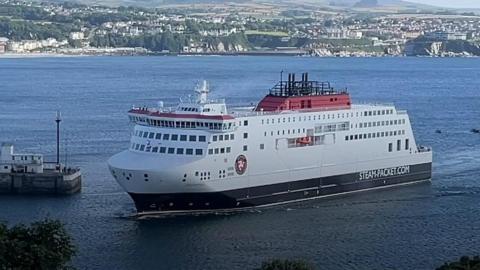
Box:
408 0 480 9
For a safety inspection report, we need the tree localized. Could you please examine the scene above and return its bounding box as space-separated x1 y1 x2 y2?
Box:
437 256 480 270
0 219 76 270
257 259 315 270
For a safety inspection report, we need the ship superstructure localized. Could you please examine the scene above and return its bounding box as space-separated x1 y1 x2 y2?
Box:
108 73 432 214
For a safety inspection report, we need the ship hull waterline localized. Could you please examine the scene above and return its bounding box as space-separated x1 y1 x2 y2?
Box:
128 162 432 215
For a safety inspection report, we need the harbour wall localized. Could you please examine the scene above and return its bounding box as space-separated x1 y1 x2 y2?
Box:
0 170 81 195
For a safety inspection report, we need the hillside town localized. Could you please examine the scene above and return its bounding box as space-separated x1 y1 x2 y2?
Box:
1 0 480 56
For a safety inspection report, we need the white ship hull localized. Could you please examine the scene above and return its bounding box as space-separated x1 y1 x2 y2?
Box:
108 101 433 213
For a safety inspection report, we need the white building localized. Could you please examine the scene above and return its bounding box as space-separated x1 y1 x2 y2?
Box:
0 143 44 173
323 29 363 39
0 37 7 53
425 31 467 41
69 32 85 40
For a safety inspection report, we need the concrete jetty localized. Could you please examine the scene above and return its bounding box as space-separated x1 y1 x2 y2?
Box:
0 143 81 195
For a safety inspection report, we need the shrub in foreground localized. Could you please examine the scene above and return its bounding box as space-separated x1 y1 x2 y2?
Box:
0 219 76 270
437 256 480 270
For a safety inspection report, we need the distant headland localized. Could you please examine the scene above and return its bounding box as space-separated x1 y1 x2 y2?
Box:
1 0 479 57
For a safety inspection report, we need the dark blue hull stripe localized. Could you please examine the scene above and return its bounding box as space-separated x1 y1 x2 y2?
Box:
129 162 432 213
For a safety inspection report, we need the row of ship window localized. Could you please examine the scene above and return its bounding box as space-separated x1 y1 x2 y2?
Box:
389 139 410 152
345 130 406 141
358 119 405 128
212 134 235 141
364 109 394 117
131 143 203 155
208 147 232 155
260 109 395 125
264 128 307 137
134 130 207 142
143 118 233 130
260 123 349 137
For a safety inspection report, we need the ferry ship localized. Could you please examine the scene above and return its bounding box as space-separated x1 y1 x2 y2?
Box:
108 73 432 214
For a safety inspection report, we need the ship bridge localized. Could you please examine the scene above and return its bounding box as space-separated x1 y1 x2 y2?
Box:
128 80 235 132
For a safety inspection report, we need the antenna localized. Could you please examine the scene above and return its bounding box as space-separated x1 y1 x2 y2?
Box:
195 80 209 104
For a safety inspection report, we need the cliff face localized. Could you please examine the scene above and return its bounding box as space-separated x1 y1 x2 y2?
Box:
203 41 247 52
405 39 480 56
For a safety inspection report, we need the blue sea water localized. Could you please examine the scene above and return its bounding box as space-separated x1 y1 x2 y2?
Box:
0 56 479 270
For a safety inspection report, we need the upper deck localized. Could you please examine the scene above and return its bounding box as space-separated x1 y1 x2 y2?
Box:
127 74 394 132
255 73 351 112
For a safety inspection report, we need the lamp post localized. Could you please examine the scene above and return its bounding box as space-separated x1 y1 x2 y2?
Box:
55 111 61 165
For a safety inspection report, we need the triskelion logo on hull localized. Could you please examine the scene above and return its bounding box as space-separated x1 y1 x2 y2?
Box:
235 155 247 175
359 165 410 181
